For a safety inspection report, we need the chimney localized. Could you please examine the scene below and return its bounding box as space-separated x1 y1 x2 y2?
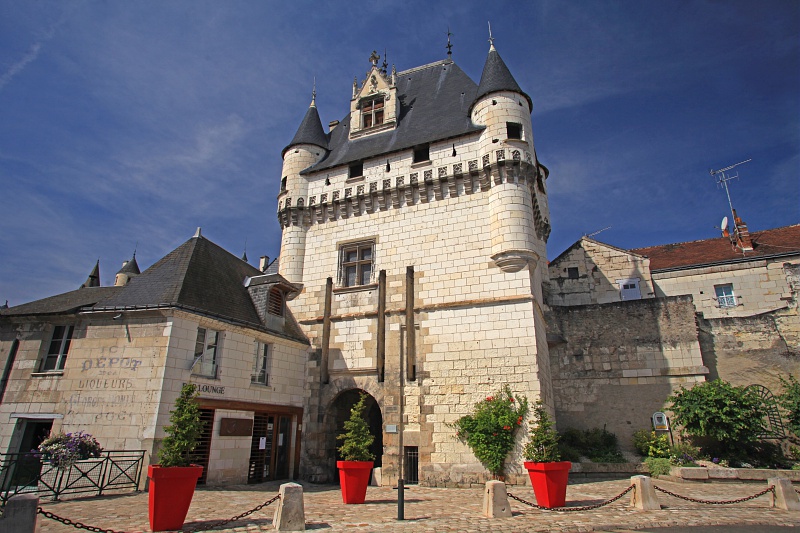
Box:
732 209 753 252
329 120 339 132
259 256 270 272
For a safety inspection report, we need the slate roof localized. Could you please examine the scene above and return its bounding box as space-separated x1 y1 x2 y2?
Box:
282 102 328 156
303 60 485 173
117 255 141 275
1 286 122 317
473 47 532 111
81 260 101 289
2 235 308 344
631 224 800 272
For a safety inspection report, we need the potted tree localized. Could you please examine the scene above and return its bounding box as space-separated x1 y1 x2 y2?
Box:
336 392 375 504
148 383 206 531
522 400 571 508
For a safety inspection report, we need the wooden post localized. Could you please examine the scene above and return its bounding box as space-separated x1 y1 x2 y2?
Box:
321 277 332 384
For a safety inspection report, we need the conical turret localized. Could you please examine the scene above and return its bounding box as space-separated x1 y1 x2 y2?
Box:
472 44 532 112
282 96 328 157
114 253 141 287
81 260 101 289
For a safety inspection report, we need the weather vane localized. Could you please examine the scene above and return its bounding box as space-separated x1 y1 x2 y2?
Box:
446 27 453 59
488 21 495 48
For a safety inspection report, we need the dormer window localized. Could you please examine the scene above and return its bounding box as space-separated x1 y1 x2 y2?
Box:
267 287 285 317
361 97 384 128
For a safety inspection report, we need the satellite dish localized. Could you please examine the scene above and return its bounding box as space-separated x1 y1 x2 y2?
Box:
721 216 728 232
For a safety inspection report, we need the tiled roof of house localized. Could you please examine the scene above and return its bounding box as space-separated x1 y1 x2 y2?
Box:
303 59 485 173
631 224 800 271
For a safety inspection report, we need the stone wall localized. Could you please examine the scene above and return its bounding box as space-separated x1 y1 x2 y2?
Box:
651 258 798 319
548 238 654 306
698 306 800 394
546 296 708 451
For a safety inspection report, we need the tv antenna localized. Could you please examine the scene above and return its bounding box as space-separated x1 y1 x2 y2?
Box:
709 158 750 226
584 226 611 238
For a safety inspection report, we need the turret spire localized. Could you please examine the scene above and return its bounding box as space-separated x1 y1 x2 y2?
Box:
311 77 316 107
446 27 453 59
81 259 101 289
488 21 495 51
472 37 532 111
282 86 329 156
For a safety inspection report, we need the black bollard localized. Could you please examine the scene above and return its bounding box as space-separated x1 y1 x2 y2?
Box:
397 477 405 520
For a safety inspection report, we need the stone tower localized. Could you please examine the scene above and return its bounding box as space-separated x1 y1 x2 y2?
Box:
277 39 553 487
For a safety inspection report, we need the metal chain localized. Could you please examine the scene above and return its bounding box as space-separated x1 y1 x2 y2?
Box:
183 493 281 532
37 493 280 533
508 485 634 512
37 508 126 533
653 484 774 505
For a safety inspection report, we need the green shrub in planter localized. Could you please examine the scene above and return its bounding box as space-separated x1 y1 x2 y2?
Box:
158 383 205 467
337 393 375 462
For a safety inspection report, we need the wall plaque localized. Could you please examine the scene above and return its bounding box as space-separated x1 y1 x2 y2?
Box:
220 418 253 436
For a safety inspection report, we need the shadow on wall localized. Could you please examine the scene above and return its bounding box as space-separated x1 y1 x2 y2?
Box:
545 296 704 452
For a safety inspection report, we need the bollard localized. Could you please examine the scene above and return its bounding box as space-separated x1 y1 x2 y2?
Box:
273 482 305 531
630 475 660 510
768 477 800 511
483 480 512 518
0 494 39 533
396 478 405 520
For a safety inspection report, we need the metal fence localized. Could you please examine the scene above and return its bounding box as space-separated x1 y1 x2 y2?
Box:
0 450 145 503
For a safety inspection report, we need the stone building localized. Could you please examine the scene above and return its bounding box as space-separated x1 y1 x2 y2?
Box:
0 230 309 486
277 41 552 486
546 222 800 437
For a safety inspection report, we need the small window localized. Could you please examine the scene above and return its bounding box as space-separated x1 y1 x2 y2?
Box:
40 325 73 371
192 327 220 378
349 162 363 179
506 122 522 140
413 144 430 163
715 284 737 308
267 287 284 317
340 241 374 287
251 342 270 386
617 278 641 301
567 267 579 280
280 177 287 192
361 97 384 128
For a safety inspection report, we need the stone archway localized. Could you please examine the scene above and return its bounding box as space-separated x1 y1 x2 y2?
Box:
328 389 383 481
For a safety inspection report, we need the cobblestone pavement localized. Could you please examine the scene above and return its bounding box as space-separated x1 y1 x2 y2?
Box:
34 478 800 532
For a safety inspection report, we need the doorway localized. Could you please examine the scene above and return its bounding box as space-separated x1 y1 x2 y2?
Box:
9 419 53 489
248 413 292 483
331 390 383 471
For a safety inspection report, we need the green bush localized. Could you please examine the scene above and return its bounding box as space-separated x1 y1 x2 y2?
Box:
645 457 671 477
779 375 800 439
557 426 625 463
668 379 765 457
158 383 206 468
452 385 529 476
522 400 560 463
669 441 703 466
632 429 670 458
337 393 376 462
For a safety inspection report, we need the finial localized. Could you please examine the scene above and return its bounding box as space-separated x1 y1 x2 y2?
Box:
382 48 388 73
488 21 495 50
194 227 202 238
133 241 137 258
353 76 358 98
391 64 396 85
311 77 316 106
242 238 248 262
369 50 380 67
446 27 453 59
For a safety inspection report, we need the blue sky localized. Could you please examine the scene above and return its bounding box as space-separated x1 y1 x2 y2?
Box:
1 0 798 305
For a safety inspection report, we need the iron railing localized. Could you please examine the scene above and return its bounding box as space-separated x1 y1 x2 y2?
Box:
0 450 145 503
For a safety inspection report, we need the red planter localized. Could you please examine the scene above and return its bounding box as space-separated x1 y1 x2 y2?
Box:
523 461 572 508
147 464 203 531
336 460 373 504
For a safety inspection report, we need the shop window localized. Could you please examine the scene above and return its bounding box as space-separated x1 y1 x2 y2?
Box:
192 327 220 378
507 122 522 140
252 342 270 386
340 241 374 287
715 284 737 308
40 325 73 372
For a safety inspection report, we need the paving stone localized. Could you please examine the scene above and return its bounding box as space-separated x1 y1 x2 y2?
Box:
34 479 800 532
